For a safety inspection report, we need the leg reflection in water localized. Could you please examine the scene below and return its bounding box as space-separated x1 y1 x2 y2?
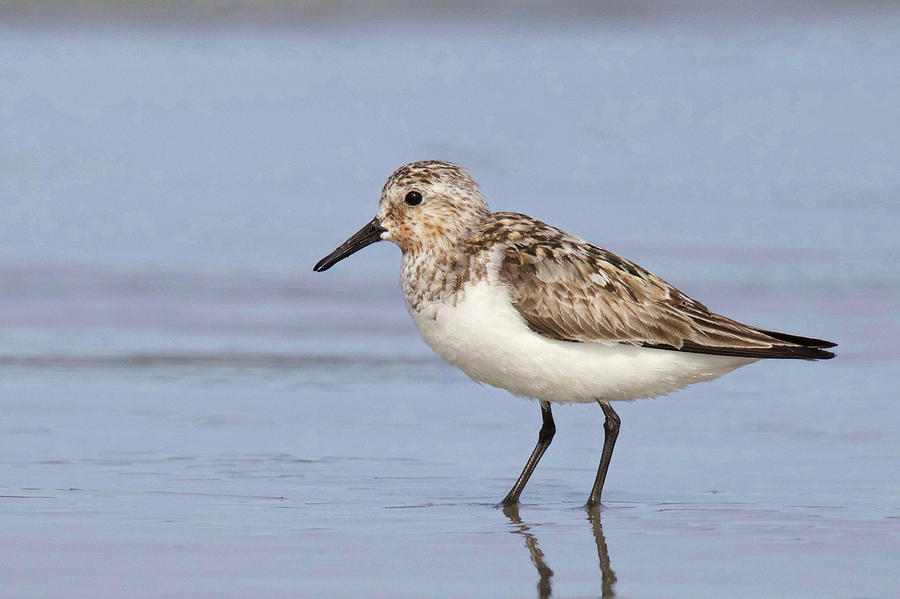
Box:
587 508 617 598
502 504 617 599
502 504 554 599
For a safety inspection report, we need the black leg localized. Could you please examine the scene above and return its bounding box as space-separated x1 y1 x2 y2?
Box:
500 401 555 506
586 400 620 507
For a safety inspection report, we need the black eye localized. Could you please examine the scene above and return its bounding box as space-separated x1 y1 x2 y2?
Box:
404 191 423 206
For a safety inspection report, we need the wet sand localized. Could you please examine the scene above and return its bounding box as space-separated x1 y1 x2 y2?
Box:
0 264 897 597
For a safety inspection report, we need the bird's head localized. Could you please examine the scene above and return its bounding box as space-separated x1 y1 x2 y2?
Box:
313 160 488 272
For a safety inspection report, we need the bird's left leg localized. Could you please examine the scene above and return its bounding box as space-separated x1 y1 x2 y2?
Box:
586 399 620 507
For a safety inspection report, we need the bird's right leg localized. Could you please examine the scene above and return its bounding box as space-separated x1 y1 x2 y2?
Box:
500 401 555 506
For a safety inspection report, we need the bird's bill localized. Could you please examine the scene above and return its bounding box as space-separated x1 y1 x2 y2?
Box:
313 217 387 272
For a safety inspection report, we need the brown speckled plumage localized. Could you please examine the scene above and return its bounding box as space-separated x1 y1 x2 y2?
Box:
380 161 835 359
483 213 834 358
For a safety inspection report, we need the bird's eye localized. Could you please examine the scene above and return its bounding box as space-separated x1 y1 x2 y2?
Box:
404 191 423 206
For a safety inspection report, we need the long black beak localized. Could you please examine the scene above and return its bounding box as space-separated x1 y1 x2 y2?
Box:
313 217 387 272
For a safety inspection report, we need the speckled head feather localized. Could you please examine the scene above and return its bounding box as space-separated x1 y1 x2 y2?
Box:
378 160 489 253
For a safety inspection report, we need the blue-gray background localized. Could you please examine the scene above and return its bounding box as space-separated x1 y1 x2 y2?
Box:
1 3 898 597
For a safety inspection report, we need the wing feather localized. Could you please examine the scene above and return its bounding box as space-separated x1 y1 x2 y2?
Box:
488 213 835 360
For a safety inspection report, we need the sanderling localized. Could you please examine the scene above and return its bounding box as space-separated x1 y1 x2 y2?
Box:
313 160 836 507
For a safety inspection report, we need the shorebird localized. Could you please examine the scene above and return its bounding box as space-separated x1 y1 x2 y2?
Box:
313 160 836 507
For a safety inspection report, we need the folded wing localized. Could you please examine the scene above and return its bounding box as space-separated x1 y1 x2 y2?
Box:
492 214 836 360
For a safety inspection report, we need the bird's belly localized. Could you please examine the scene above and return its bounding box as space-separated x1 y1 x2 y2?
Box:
407 280 755 403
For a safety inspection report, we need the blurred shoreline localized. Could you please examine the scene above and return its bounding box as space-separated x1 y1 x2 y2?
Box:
2 0 895 27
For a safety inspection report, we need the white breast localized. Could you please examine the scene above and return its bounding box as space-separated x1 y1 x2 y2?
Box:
407 280 755 403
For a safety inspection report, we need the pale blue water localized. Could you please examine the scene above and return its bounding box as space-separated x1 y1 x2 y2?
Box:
1 6 899 598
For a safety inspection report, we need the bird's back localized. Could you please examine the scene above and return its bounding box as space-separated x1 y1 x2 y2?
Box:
477 212 835 361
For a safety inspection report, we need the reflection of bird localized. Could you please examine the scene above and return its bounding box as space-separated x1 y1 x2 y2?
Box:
502 504 618 598
314 160 836 505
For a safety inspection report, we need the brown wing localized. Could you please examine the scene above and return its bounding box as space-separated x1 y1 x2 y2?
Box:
492 215 835 360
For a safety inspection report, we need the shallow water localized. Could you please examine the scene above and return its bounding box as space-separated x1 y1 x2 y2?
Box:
2 6 900 598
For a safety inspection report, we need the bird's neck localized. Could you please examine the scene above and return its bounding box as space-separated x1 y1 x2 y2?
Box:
400 240 487 314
